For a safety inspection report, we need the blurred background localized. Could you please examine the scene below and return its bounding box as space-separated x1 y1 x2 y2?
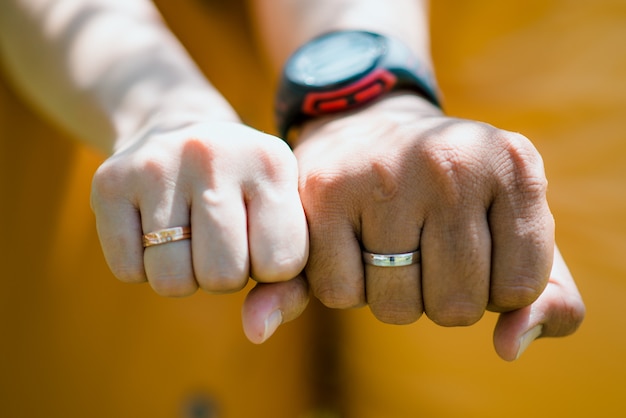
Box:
1 0 624 417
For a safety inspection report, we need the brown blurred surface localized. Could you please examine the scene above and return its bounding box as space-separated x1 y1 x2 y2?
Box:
1 0 625 417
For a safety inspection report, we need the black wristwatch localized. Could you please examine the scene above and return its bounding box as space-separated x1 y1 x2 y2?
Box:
275 30 442 139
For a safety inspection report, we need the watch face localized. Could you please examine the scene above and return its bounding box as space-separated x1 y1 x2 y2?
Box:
286 31 384 88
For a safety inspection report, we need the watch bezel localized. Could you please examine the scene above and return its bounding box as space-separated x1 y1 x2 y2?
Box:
284 31 387 90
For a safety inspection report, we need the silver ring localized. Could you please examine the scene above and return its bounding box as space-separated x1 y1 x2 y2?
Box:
362 250 420 267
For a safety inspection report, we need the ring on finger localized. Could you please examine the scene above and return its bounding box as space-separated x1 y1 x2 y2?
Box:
142 226 191 248
362 249 420 267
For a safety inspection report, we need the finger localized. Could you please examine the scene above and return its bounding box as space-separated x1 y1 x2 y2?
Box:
307 218 364 308
294 130 367 308
493 246 586 361
241 275 310 344
246 145 308 282
178 135 251 294
421 203 491 326
191 186 250 294
91 166 146 283
362 198 423 325
141 191 198 297
488 133 554 311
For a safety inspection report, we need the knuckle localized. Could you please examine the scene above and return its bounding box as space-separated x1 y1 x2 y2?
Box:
141 157 178 189
313 283 363 309
299 168 357 218
149 275 197 297
427 301 484 327
425 145 471 177
561 297 586 335
549 297 586 337
491 282 545 311
261 137 296 166
494 132 549 198
91 160 126 202
110 263 146 284
536 278 585 337
370 302 422 325
419 143 482 205
252 252 307 283
92 149 176 203
301 168 349 198
247 138 297 185
196 270 248 294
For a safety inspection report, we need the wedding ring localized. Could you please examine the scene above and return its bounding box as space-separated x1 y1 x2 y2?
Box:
142 226 191 248
362 250 420 267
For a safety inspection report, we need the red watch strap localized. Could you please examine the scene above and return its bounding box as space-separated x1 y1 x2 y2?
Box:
301 68 397 116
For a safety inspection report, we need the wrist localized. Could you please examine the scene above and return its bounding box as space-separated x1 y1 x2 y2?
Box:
111 85 240 153
297 91 442 141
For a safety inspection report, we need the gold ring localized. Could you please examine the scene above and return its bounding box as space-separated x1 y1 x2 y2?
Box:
142 226 191 248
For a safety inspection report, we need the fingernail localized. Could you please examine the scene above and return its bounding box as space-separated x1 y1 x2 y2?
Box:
515 325 543 360
262 310 283 342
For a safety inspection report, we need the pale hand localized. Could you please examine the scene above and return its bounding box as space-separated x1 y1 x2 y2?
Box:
90 119 310 341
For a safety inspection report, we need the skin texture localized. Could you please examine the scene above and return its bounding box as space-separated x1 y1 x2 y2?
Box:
249 0 584 357
0 0 585 359
294 94 555 324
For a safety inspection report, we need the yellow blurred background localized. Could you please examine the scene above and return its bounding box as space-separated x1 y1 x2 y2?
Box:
1 0 625 417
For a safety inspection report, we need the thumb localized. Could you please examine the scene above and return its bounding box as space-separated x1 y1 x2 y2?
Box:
493 246 586 361
241 275 310 344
